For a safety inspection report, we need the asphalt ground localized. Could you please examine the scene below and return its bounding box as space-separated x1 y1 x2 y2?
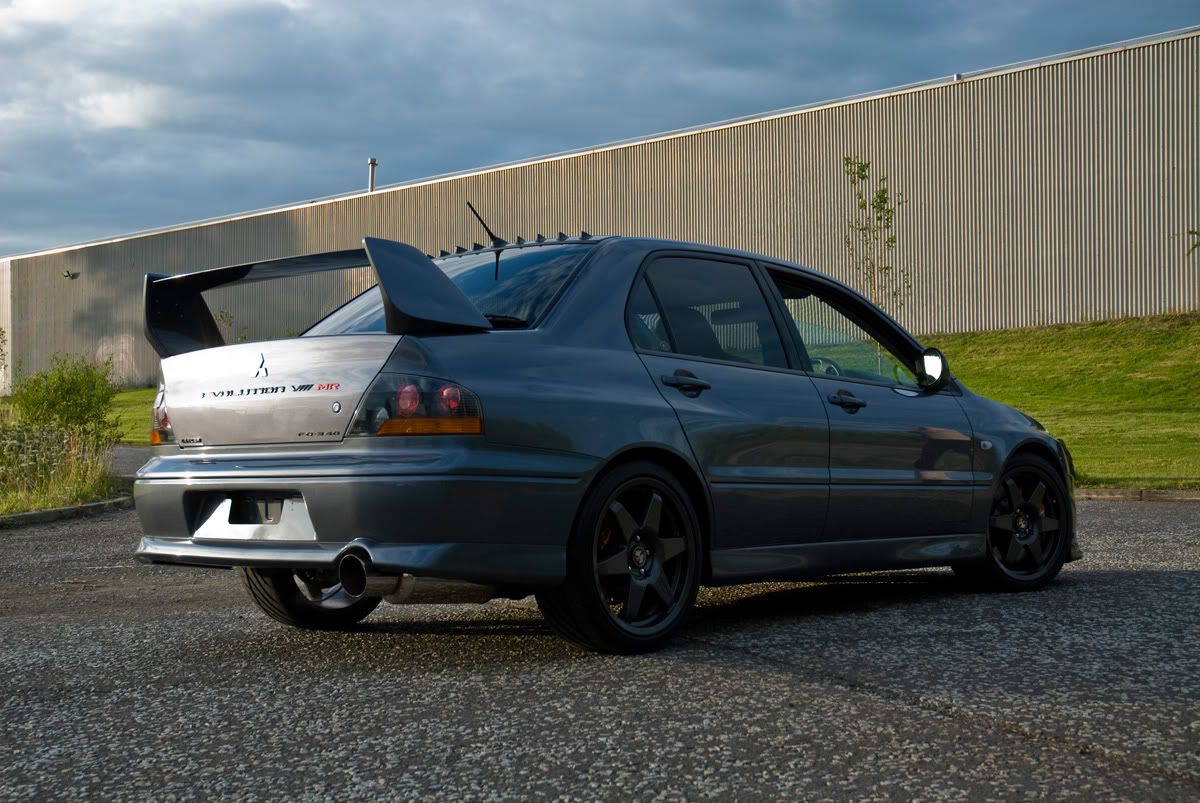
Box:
0 502 1197 801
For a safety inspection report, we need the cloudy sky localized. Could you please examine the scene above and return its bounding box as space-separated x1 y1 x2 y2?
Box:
1 0 1196 256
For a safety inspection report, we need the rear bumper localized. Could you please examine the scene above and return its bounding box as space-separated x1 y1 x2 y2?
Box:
136 536 564 585
134 450 590 584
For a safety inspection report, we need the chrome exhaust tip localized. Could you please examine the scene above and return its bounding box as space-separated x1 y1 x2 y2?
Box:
336 552 401 599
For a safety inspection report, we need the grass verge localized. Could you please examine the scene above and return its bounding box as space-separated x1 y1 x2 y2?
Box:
929 313 1200 490
113 387 156 445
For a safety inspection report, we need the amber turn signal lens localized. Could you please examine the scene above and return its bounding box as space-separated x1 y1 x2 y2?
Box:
150 429 163 445
376 417 483 436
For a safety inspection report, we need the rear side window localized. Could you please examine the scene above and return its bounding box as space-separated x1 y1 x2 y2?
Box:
642 256 787 368
305 244 592 336
626 276 671 352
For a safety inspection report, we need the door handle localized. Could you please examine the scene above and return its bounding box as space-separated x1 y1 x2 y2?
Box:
662 374 711 393
828 391 867 412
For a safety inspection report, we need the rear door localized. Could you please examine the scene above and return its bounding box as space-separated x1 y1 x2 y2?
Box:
629 253 830 553
762 267 975 541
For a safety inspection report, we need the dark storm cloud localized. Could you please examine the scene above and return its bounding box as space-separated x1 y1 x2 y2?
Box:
1 0 1196 255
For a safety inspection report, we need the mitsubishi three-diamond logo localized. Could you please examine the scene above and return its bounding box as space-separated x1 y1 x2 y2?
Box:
253 353 268 379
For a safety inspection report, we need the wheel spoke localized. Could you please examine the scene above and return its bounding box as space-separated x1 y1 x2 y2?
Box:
1005 538 1025 564
641 493 663 538
596 552 628 577
649 567 673 605
608 501 640 543
1004 478 1023 510
1029 481 1047 508
656 537 687 562
1027 538 1044 564
990 512 1016 532
623 580 647 620
1042 516 1060 533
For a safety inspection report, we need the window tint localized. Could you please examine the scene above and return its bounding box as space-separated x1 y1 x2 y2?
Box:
304 244 592 336
643 257 787 368
769 271 918 387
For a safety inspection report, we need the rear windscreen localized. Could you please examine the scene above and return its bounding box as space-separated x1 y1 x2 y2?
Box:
304 243 593 336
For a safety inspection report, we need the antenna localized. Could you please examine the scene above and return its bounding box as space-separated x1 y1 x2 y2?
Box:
466 201 506 247
465 201 506 280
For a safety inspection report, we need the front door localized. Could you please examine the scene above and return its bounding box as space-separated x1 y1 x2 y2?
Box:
627 254 830 553
762 268 976 541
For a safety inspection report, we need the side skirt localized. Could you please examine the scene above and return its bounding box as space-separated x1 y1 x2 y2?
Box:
708 533 986 585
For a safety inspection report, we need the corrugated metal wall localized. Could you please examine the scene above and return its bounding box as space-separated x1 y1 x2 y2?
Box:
6 31 1198 388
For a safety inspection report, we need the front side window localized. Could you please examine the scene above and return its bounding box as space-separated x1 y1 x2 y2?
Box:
642 257 787 368
769 271 918 387
305 244 592 335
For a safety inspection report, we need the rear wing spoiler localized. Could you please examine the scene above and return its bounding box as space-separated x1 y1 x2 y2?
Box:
143 237 491 357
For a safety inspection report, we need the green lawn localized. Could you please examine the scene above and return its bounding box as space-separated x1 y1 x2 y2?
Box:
113 387 156 445
929 313 1200 489
108 313 1199 488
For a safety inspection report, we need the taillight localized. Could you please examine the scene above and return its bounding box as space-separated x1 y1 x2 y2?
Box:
150 386 174 445
348 374 483 437
395 383 421 417
437 385 461 414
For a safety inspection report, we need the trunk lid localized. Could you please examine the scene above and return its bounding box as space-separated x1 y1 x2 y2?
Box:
159 335 398 447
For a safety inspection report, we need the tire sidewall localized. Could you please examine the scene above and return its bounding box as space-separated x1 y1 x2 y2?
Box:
242 568 380 629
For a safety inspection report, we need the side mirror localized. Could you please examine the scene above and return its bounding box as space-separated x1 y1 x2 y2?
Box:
916 347 950 391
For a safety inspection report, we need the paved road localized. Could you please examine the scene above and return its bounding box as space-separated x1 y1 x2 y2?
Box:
110 446 150 480
0 503 1197 801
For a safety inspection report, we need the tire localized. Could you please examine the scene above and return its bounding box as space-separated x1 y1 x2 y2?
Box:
954 452 1072 592
536 461 702 654
240 567 381 629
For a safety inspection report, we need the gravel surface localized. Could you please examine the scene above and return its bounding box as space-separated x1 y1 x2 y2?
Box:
0 502 1197 801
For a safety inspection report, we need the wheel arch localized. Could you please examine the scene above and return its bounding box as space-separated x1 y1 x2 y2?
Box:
1004 437 1069 484
580 444 714 583
996 437 1076 539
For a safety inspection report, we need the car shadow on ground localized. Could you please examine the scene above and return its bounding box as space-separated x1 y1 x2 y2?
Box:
690 569 969 625
218 566 1198 691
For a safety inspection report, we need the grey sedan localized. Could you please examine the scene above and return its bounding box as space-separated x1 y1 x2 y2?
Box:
135 234 1080 653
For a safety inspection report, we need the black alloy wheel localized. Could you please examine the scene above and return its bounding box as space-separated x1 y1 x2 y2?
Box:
594 478 692 631
537 461 701 653
955 453 1071 591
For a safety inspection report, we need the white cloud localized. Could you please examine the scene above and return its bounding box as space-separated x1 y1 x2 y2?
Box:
73 83 172 129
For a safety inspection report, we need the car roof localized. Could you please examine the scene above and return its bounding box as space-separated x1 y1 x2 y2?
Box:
433 233 826 281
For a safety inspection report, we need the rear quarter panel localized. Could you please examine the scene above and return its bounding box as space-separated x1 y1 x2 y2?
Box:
387 239 696 471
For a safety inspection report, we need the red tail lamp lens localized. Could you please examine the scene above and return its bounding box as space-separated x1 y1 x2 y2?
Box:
395 384 421 417
438 385 462 414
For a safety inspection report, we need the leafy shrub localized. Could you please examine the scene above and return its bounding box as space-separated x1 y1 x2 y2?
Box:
0 355 119 514
9 355 118 436
0 422 116 514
